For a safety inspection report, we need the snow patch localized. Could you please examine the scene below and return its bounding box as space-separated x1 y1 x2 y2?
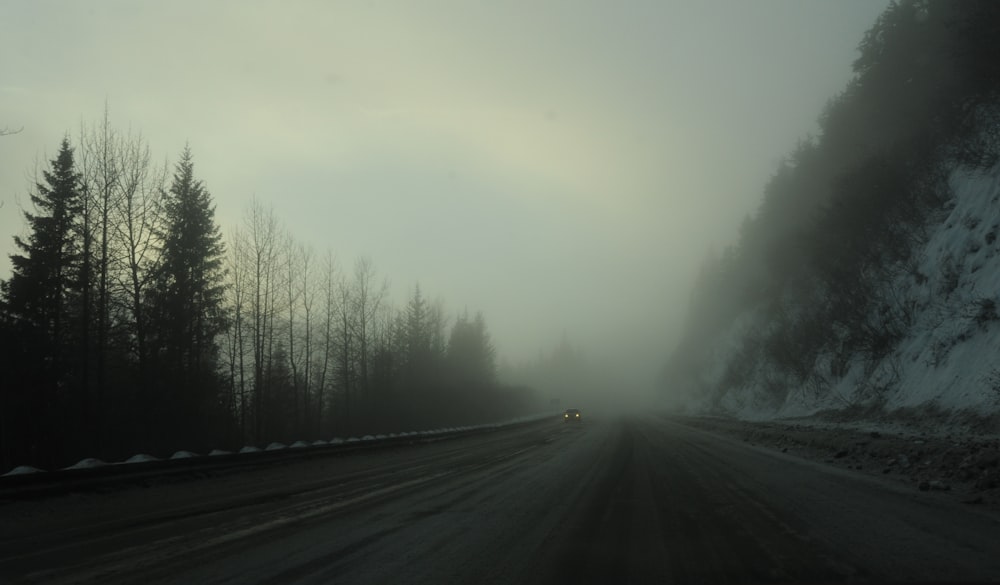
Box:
3 465 45 476
64 458 108 470
123 454 159 464
685 164 1000 422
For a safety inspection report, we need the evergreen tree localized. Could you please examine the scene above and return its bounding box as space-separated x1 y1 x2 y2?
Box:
3 138 83 365
0 138 84 466
151 146 228 413
446 311 496 390
405 284 430 366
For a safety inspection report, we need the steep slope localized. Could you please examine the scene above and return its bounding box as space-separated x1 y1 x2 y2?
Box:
676 164 1000 421
661 1 1000 425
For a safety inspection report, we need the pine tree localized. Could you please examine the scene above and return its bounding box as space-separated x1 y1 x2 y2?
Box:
3 138 83 363
446 311 497 391
152 146 228 397
405 284 430 366
0 138 84 466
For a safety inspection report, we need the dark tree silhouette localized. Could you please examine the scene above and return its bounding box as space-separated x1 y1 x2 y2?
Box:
447 310 497 391
4 139 83 339
1 138 84 466
148 146 228 444
0 129 541 468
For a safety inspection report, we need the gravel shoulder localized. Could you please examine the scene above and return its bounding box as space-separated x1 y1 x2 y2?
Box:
672 413 1000 511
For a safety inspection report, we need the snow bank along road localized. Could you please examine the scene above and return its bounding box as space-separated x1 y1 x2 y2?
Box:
1 415 999 584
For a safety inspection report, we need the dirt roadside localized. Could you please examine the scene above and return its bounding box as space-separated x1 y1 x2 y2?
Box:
673 414 1000 511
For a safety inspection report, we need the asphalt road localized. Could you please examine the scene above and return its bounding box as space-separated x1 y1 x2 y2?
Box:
2 414 999 584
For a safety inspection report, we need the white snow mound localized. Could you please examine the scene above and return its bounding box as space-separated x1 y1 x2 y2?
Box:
123 454 159 464
3 465 45 476
64 458 108 470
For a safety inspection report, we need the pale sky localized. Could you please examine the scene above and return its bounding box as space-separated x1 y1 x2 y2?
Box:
0 0 888 387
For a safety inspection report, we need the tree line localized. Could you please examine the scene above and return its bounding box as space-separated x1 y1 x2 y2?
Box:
0 110 539 470
663 1 1000 410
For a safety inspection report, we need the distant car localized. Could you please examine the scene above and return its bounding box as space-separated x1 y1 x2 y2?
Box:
563 408 582 422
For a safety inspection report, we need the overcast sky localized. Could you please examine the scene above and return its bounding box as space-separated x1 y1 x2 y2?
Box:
1 0 888 387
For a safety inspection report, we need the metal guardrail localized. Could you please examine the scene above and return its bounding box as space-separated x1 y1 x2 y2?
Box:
0 414 559 500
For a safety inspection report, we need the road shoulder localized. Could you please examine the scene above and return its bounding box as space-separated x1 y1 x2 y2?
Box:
666 413 1000 512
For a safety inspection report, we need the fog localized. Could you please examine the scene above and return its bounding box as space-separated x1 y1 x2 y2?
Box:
0 1 887 400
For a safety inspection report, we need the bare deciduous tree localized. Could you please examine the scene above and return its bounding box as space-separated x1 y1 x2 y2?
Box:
225 226 250 440
315 250 339 436
282 233 302 428
77 105 126 451
244 197 280 442
351 256 387 416
334 266 355 433
298 243 316 433
111 131 166 384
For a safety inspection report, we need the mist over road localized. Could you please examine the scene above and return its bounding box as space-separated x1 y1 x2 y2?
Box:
2 415 998 584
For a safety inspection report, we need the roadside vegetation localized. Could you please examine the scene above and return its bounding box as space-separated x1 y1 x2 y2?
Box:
0 111 538 470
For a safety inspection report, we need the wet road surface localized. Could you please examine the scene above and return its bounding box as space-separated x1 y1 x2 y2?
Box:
2 414 999 584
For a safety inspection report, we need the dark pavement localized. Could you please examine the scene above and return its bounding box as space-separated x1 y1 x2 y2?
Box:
2 414 999 584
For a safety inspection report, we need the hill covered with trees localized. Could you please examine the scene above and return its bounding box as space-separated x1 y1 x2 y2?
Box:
663 1 1000 419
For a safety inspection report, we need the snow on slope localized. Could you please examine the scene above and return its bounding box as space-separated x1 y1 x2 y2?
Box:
697 164 1000 421
869 166 1000 412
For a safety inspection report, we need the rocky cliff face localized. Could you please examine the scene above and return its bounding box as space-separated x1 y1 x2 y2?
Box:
679 164 1000 424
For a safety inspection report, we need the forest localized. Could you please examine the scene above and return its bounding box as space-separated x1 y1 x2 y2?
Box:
664 0 1000 411
0 113 540 470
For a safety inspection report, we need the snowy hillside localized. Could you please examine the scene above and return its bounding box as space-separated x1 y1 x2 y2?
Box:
688 164 1000 422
